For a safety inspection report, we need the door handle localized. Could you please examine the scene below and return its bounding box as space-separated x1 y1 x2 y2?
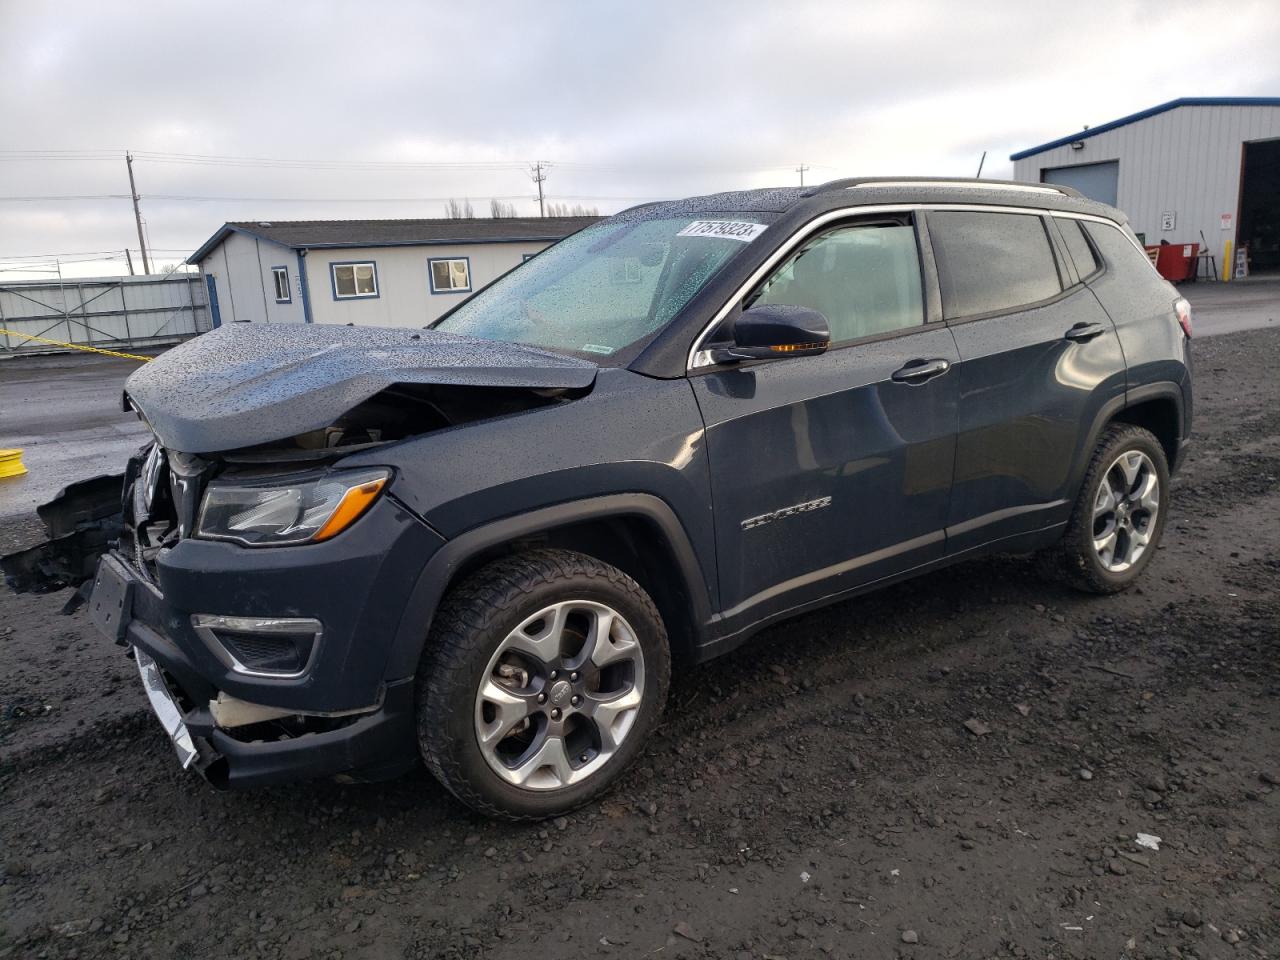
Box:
891 357 951 383
1064 321 1107 342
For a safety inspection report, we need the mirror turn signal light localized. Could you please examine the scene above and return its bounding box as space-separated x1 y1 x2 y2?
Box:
769 340 831 353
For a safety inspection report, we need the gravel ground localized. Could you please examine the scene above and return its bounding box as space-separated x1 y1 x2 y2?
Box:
1 328 1277 960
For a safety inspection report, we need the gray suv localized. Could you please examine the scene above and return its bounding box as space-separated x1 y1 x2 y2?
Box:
4 177 1193 820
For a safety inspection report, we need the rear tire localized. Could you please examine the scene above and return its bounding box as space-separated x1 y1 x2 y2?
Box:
1036 424 1170 594
416 548 670 821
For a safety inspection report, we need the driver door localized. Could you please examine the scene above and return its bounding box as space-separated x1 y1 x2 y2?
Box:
690 215 959 631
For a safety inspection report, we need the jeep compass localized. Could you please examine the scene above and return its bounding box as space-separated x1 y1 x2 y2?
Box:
3 177 1193 820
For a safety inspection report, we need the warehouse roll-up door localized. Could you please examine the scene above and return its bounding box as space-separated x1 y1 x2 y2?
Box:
1041 161 1119 207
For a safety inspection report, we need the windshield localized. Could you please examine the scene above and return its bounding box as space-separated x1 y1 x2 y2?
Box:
432 213 776 361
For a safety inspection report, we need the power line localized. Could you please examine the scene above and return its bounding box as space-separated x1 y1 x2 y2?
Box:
0 249 190 260
0 192 664 203
0 194 131 202
0 149 841 176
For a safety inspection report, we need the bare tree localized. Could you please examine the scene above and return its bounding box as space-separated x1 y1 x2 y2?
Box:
444 198 475 219
545 202 599 217
490 199 519 218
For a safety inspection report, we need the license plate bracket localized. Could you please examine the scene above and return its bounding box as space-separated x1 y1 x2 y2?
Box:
88 555 135 643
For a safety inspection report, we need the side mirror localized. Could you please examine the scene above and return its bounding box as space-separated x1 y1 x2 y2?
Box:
710 304 830 364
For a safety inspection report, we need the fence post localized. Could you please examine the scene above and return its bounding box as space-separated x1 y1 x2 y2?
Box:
187 275 199 332
120 280 132 342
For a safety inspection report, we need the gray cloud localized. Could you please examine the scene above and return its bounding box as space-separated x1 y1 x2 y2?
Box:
2 0 1277 277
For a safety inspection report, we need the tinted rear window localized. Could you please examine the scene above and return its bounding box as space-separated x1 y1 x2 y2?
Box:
1056 218 1100 278
1082 220 1163 284
929 211 1062 318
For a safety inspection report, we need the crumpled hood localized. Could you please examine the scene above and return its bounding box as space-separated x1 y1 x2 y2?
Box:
125 323 597 453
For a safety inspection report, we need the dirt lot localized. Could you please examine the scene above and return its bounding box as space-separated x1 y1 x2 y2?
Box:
1 328 1277 960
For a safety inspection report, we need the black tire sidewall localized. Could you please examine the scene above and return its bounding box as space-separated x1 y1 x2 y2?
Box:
424 566 668 819
1075 429 1171 590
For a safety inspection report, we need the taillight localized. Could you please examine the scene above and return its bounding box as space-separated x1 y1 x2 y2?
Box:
1173 297 1192 339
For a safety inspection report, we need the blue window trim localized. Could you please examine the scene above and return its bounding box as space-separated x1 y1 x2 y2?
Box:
270 265 291 303
428 256 472 295
296 252 314 322
205 274 222 328
329 260 380 301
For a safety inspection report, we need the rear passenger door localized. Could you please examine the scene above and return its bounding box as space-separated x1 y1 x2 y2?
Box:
927 209 1127 553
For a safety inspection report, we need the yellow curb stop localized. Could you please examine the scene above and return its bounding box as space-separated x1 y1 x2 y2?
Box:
0 449 27 479
0 327 153 362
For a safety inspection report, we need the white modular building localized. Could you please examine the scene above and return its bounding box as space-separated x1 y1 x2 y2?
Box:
187 216 599 328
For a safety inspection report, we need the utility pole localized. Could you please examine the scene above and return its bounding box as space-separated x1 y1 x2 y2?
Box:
126 152 151 274
529 161 548 217
796 163 810 187
124 249 135 276
975 151 987 178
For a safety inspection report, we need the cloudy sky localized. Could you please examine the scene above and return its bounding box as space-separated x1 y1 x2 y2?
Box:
2 0 1278 278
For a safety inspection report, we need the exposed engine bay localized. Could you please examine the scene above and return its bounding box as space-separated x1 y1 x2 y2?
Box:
1 380 582 596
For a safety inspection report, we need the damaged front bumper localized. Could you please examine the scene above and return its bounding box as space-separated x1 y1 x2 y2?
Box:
83 493 443 788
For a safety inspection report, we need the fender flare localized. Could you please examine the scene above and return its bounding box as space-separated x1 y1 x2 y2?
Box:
384 493 713 678
1069 381 1185 496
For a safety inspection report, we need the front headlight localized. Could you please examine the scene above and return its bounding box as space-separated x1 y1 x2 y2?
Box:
196 468 390 547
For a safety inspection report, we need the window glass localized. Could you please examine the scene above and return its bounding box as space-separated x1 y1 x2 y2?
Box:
1056 218 1099 278
1082 221 1166 291
435 214 774 360
929 211 1062 318
747 222 924 344
431 258 471 292
272 267 290 302
332 263 377 298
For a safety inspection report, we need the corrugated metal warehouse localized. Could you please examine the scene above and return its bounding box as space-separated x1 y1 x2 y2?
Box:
186 216 598 328
1011 97 1280 278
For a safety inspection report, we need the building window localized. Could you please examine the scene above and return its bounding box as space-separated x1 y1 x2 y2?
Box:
271 266 291 303
429 257 471 294
331 262 378 299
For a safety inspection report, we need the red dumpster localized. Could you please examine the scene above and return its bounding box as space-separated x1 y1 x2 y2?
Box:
1144 242 1199 283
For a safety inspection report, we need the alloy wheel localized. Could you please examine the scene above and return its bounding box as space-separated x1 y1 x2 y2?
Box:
1092 449 1161 573
474 600 645 790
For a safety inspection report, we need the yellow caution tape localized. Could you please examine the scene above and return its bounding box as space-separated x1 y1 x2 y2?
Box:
0 327 152 362
0 448 27 479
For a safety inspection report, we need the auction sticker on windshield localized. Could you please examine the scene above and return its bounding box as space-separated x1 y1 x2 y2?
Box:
676 220 769 242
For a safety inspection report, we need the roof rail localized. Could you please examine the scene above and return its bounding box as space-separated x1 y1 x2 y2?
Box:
807 176 1083 199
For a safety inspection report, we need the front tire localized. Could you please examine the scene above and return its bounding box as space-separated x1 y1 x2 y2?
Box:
1037 423 1170 594
416 549 670 820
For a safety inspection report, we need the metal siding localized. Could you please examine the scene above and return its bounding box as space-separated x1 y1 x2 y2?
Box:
1013 104 1280 259
0 274 209 356
1042 161 1118 205
306 240 554 328
217 231 268 324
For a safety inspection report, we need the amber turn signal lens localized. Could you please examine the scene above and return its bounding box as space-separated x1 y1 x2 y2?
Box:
312 477 388 541
768 340 830 353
